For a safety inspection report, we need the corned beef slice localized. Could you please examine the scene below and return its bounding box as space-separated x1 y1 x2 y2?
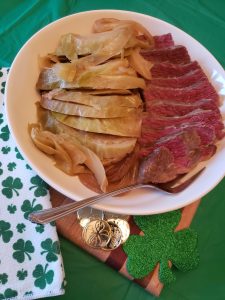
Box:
149 68 208 88
153 33 175 49
144 80 219 104
139 129 215 179
142 109 224 139
146 99 219 117
138 147 178 183
141 45 191 64
140 123 216 146
151 61 201 78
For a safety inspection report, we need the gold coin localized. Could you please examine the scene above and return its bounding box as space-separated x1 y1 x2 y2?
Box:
82 220 111 248
107 218 130 244
103 221 122 251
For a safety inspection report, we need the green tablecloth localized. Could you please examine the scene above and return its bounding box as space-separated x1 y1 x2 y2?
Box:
1 1 225 299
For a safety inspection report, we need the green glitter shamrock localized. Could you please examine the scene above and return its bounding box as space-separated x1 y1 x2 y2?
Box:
15 147 24 160
17 269 28 280
0 125 10 141
0 220 13 243
1 176 23 199
0 273 8 285
123 210 199 284
1 146 10 154
41 238 60 262
29 175 48 197
7 204 17 214
33 264 54 289
21 199 43 220
0 288 18 299
16 223 26 233
7 162 16 171
12 239 35 263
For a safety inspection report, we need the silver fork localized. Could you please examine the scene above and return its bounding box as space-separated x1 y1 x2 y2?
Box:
28 168 204 224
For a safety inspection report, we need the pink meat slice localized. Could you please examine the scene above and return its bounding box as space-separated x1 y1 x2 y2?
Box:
146 98 219 117
142 109 224 139
150 61 201 78
149 68 208 88
141 45 191 64
144 80 219 104
153 33 175 48
140 122 216 146
139 129 216 181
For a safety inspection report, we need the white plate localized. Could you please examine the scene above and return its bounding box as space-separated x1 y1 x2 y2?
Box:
5 10 225 215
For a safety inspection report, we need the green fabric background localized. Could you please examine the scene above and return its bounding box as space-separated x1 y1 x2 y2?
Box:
0 0 225 299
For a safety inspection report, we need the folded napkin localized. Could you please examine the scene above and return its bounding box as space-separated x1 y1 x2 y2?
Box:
0 68 65 299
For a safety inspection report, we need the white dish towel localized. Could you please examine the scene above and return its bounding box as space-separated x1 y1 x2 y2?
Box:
0 68 65 299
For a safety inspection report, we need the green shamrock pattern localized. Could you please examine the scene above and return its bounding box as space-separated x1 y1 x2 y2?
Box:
0 68 65 298
1 176 23 198
41 238 61 262
33 264 54 289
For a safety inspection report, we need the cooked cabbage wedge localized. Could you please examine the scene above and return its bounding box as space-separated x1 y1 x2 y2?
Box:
37 59 146 90
44 89 141 108
29 123 108 192
37 106 137 162
52 111 142 137
41 97 140 118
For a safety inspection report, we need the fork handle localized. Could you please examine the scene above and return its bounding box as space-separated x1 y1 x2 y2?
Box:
28 183 148 224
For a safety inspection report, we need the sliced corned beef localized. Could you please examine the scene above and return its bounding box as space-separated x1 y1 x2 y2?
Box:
140 122 216 146
142 109 224 139
153 33 175 49
149 68 208 88
139 129 202 175
146 99 219 116
144 80 219 104
150 61 201 78
141 45 191 64
138 146 178 183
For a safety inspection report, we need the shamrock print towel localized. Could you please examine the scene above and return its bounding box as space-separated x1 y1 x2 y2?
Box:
0 68 65 299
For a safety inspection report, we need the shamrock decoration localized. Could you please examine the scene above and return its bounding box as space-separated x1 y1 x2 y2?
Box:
12 239 35 263
0 125 10 141
15 147 24 160
0 220 13 243
0 288 18 300
0 273 8 285
7 162 16 171
17 269 28 280
29 175 48 197
16 223 26 233
1 176 23 199
123 210 199 284
7 204 17 214
21 199 43 220
41 238 60 262
35 224 45 233
33 264 54 289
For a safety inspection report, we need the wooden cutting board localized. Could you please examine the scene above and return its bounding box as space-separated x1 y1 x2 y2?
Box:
50 188 201 296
